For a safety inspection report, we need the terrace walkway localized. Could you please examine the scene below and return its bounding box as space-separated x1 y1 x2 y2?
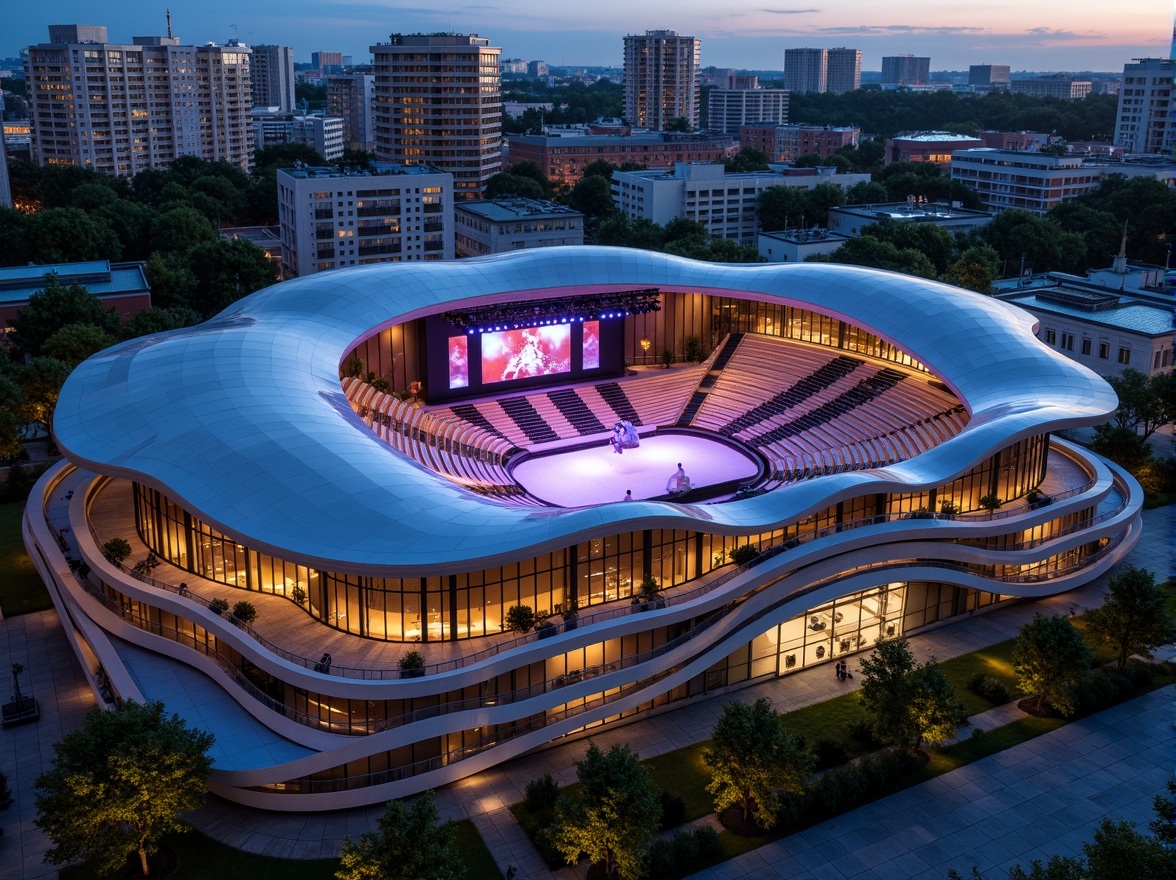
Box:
1 503 1169 880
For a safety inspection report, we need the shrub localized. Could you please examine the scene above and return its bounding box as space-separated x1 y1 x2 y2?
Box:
101 537 133 566
809 738 849 771
230 600 257 626
978 494 1003 511
290 585 306 605
939 500 959 516
661 347 675 368
908 507 936 519
846 718 881 747
524 774 560 812
208 598 230 616
0 462 51 503
669 828 699 866
505 604 536 634
728 544 761 566
966 672 1010 705
658 790 686 830
399 650 425 671
692 825 721 858
683 335 704 363
534 619 557 639
639 574 660 597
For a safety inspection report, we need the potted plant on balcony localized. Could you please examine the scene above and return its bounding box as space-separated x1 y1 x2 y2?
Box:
102 537 132 567
728 544 761 566
230 601 257 627
938 500 960 519
290 585 306 606
563 600 580 632
399 650 425 678
978 494 1003 512
505 604 536 634
208 598 230 616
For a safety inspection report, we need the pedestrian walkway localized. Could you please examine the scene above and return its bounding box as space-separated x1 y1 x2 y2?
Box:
1 507 1170 880
0 610 98 880
685 685 1173 880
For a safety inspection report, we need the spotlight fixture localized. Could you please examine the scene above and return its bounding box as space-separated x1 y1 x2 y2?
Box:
443 289 662 332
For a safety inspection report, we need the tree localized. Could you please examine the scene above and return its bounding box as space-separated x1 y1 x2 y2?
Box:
336 790 463 880
704 697 813 829
567 174 616 224
120 306 203 341
1012 613 1092 715
1083 817 1174 880
150 205 217 254
944 244 1001 294
11 357 72 452
758 185 811 231
42 323 119 368
0 374 24 464
806 236 937 279
857 638 963 754
1105 369 1174 442
547 741 661 880
484 172 545 200
27 207 122 263
504 604 536 633
34 700 214 877
182 238 278 318
10 281 122 358
725 148 770 173
1084 565 1169 670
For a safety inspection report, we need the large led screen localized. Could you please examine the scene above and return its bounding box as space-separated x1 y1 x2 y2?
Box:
481 325 571 383
582 320 600 370
448 336 469 389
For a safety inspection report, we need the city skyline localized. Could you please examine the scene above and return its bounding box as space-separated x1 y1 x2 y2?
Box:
4 1 1169 73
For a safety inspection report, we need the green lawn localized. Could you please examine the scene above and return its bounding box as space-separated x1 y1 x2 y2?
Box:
0 499 53 616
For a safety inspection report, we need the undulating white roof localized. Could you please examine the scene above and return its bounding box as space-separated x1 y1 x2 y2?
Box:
54 247 1116 575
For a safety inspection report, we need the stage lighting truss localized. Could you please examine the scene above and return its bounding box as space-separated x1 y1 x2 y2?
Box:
445 289 662 333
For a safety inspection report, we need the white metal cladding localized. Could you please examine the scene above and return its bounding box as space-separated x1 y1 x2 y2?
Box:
52 247 1117 574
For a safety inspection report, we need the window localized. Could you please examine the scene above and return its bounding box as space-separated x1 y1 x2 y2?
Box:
1098 343 1109 360
1117 347 1131 365
1044 329 1056 345
1081 339 1092 356
1061 333 1074 351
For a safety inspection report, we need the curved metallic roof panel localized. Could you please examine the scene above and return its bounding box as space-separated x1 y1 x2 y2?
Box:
53 247 1115 573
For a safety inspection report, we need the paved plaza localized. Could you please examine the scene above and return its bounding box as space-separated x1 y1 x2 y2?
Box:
0 505 1170 880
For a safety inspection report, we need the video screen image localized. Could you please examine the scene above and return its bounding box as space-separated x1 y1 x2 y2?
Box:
448 336 469 389
582 320 600 370
481 325 571 383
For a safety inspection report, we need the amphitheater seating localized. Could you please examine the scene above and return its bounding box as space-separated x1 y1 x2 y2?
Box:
342 331 970 498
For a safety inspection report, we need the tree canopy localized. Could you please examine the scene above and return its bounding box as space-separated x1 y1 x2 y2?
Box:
336 790 464 880
1105 369 1175 441
704 697 813 828
1084 565 1169 670
34 700 215 878
10 281 122 358
1012 613 1092 715
857 638 964 754
547 741 661 880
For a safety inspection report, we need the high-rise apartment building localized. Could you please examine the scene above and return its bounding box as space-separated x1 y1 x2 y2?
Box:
825 48 861 94
707 89 789 134
252 111 345 161
277 162 454 276
251 44 296 111
370 33 502 199
24 25 254 176
1011 76 1091 100
1114 58 1173 155
312 51 344 75
784 48 860 94
969 65 1010 87
623 30 701 131
783 48 826 94
327 74 375 151
881 55 930 86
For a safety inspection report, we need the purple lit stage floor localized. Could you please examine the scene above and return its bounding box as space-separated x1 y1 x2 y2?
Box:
511 434 760 507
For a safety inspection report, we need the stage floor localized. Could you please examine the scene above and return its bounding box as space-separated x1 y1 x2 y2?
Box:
511 433 760 507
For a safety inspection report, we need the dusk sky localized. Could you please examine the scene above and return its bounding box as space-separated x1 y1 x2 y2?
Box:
4 1 1170 73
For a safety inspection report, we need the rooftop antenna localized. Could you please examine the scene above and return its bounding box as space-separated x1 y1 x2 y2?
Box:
166 8 172 40
230 23 238 42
